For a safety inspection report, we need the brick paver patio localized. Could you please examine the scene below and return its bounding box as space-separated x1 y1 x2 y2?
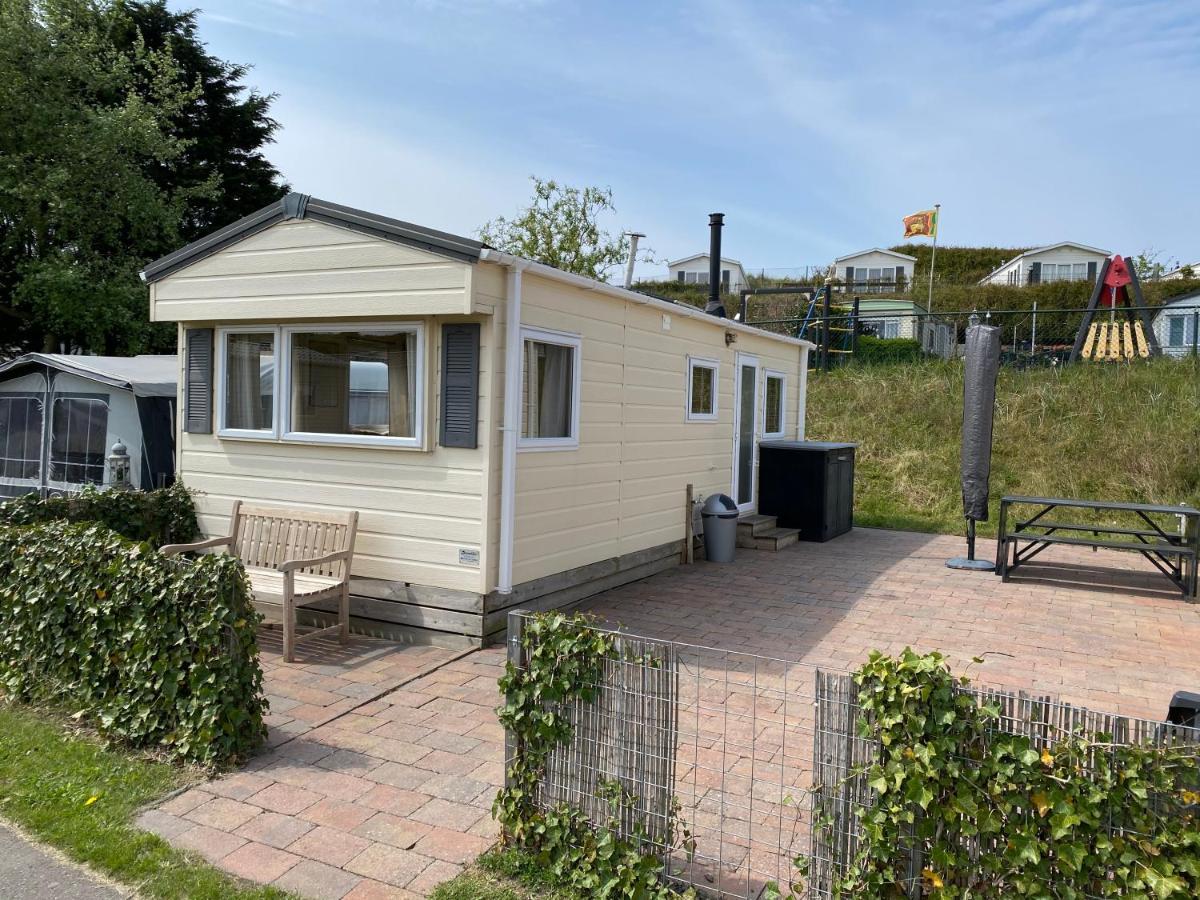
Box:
139 529 1200 897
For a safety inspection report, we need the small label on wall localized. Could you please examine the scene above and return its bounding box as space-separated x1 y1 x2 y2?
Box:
662 314 671 331
458 548 480 567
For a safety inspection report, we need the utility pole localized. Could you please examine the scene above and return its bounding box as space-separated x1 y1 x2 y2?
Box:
623 232 644 290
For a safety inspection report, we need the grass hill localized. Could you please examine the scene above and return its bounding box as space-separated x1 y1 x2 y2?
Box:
805 357 1200 535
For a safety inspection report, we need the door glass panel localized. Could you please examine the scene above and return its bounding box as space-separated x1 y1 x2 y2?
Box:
737 364 755 505
49 397 108 486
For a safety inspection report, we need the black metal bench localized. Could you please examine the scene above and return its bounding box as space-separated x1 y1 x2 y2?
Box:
996 496 1200 599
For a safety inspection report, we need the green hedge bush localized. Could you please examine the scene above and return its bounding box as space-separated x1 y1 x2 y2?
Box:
0 520 265 765
0 481 198 546
853 335 923 365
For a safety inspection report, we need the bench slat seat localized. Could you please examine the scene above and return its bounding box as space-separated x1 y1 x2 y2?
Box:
997 495 1199 599
1008 532 1195 555
163 500 359 662
1013 521 1182 540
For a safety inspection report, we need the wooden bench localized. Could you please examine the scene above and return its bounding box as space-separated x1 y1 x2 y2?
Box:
997 496 1199 598
163 501 359 662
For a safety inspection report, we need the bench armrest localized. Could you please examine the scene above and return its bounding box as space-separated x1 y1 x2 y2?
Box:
160 535 233 557
278 548 354 574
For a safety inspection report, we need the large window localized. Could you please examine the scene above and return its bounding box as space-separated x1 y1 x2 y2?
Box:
686 357 718 422
218 324 424 447
220 331 276 435
286 328 418 444
763 371 786 438
0 395 44 487
854 266 896 293
520 327 580 449
49 396 108 486
1040 262 1089 283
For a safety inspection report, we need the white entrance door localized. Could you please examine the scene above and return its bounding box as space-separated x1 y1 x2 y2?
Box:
731 353 759 511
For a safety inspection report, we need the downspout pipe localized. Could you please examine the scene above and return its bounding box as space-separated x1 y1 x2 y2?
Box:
481 249 528 595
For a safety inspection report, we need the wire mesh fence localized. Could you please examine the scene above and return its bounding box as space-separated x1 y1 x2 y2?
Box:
507 610 821 898
810 672 1200 899
504 610 1200 899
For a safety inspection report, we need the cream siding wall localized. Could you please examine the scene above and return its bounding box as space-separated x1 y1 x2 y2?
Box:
502 269 806 586
154 218 494 595
176 316 492 594
150 220 474 322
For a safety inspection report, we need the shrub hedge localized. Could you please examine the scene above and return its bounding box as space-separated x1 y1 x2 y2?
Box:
0 520 265 765
0 481 198 546
853 335 923 365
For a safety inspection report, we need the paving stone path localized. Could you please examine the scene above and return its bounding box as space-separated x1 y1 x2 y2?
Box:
140 530 1200 897
140 633 506 899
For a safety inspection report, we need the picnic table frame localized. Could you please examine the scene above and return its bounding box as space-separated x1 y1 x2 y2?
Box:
996 495 1200 599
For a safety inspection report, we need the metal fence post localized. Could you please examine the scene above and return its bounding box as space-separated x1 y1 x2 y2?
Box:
821 282 833 372
504 608 529 791
1193 308 1199 358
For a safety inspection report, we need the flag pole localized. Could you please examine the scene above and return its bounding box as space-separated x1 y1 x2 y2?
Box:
926 203 940 353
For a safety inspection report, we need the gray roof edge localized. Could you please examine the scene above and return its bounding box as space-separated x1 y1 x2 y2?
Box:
0 353 178 397
140 199 288 283
140 192 484 283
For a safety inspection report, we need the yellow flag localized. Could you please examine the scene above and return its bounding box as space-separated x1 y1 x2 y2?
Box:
903 209 938 239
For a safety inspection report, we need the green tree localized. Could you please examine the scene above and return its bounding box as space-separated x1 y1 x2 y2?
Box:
113 1 287 242
479 176 651 282
0 0 286 355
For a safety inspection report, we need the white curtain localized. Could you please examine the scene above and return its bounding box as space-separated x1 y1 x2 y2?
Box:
227 337 263 429
387 334 414 437
524 341 571 438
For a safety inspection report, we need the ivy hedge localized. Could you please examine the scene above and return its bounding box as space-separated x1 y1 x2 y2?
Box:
828 649 1200 898
0 520 265 766
0 481 198 546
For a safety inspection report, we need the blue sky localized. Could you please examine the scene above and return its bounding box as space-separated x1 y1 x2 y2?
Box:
177 0 1200 275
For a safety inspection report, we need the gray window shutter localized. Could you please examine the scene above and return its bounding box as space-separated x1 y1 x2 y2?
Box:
440 323 480 448
1087 260 1098 281
1029 262 1041 284
894 264 905 287
845 266 855 283
183 328 213 434
677 271 685 283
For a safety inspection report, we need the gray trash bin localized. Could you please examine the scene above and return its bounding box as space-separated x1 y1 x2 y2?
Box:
701 493 739 563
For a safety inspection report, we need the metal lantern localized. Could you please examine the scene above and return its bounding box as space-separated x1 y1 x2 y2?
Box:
107 438 132 490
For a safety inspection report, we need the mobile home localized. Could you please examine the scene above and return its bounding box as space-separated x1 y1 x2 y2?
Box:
142 194 813 646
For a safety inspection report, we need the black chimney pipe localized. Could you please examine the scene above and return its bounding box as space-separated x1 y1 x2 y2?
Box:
706 213 726 318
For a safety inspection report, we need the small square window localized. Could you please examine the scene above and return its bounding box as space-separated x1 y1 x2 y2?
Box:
763 372 785 437
519 327 581 450
687 357 718 421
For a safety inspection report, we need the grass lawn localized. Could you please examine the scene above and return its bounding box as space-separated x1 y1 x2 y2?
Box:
0 702 290 899
806 357 1200 535
431 849 582 900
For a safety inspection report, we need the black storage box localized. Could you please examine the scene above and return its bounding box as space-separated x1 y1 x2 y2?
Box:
758 441 856 542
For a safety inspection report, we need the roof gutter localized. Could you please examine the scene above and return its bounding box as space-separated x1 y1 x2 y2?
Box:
480 249 531 595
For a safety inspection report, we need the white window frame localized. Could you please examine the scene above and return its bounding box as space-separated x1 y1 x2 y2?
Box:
685 356 719 422
762 369 787 439
216 327 280 440
518 326 582 452
280 322 425 449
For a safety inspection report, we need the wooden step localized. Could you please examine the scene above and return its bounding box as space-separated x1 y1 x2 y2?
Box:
735 514 800 551
737 514 778 537
751 526 800 551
